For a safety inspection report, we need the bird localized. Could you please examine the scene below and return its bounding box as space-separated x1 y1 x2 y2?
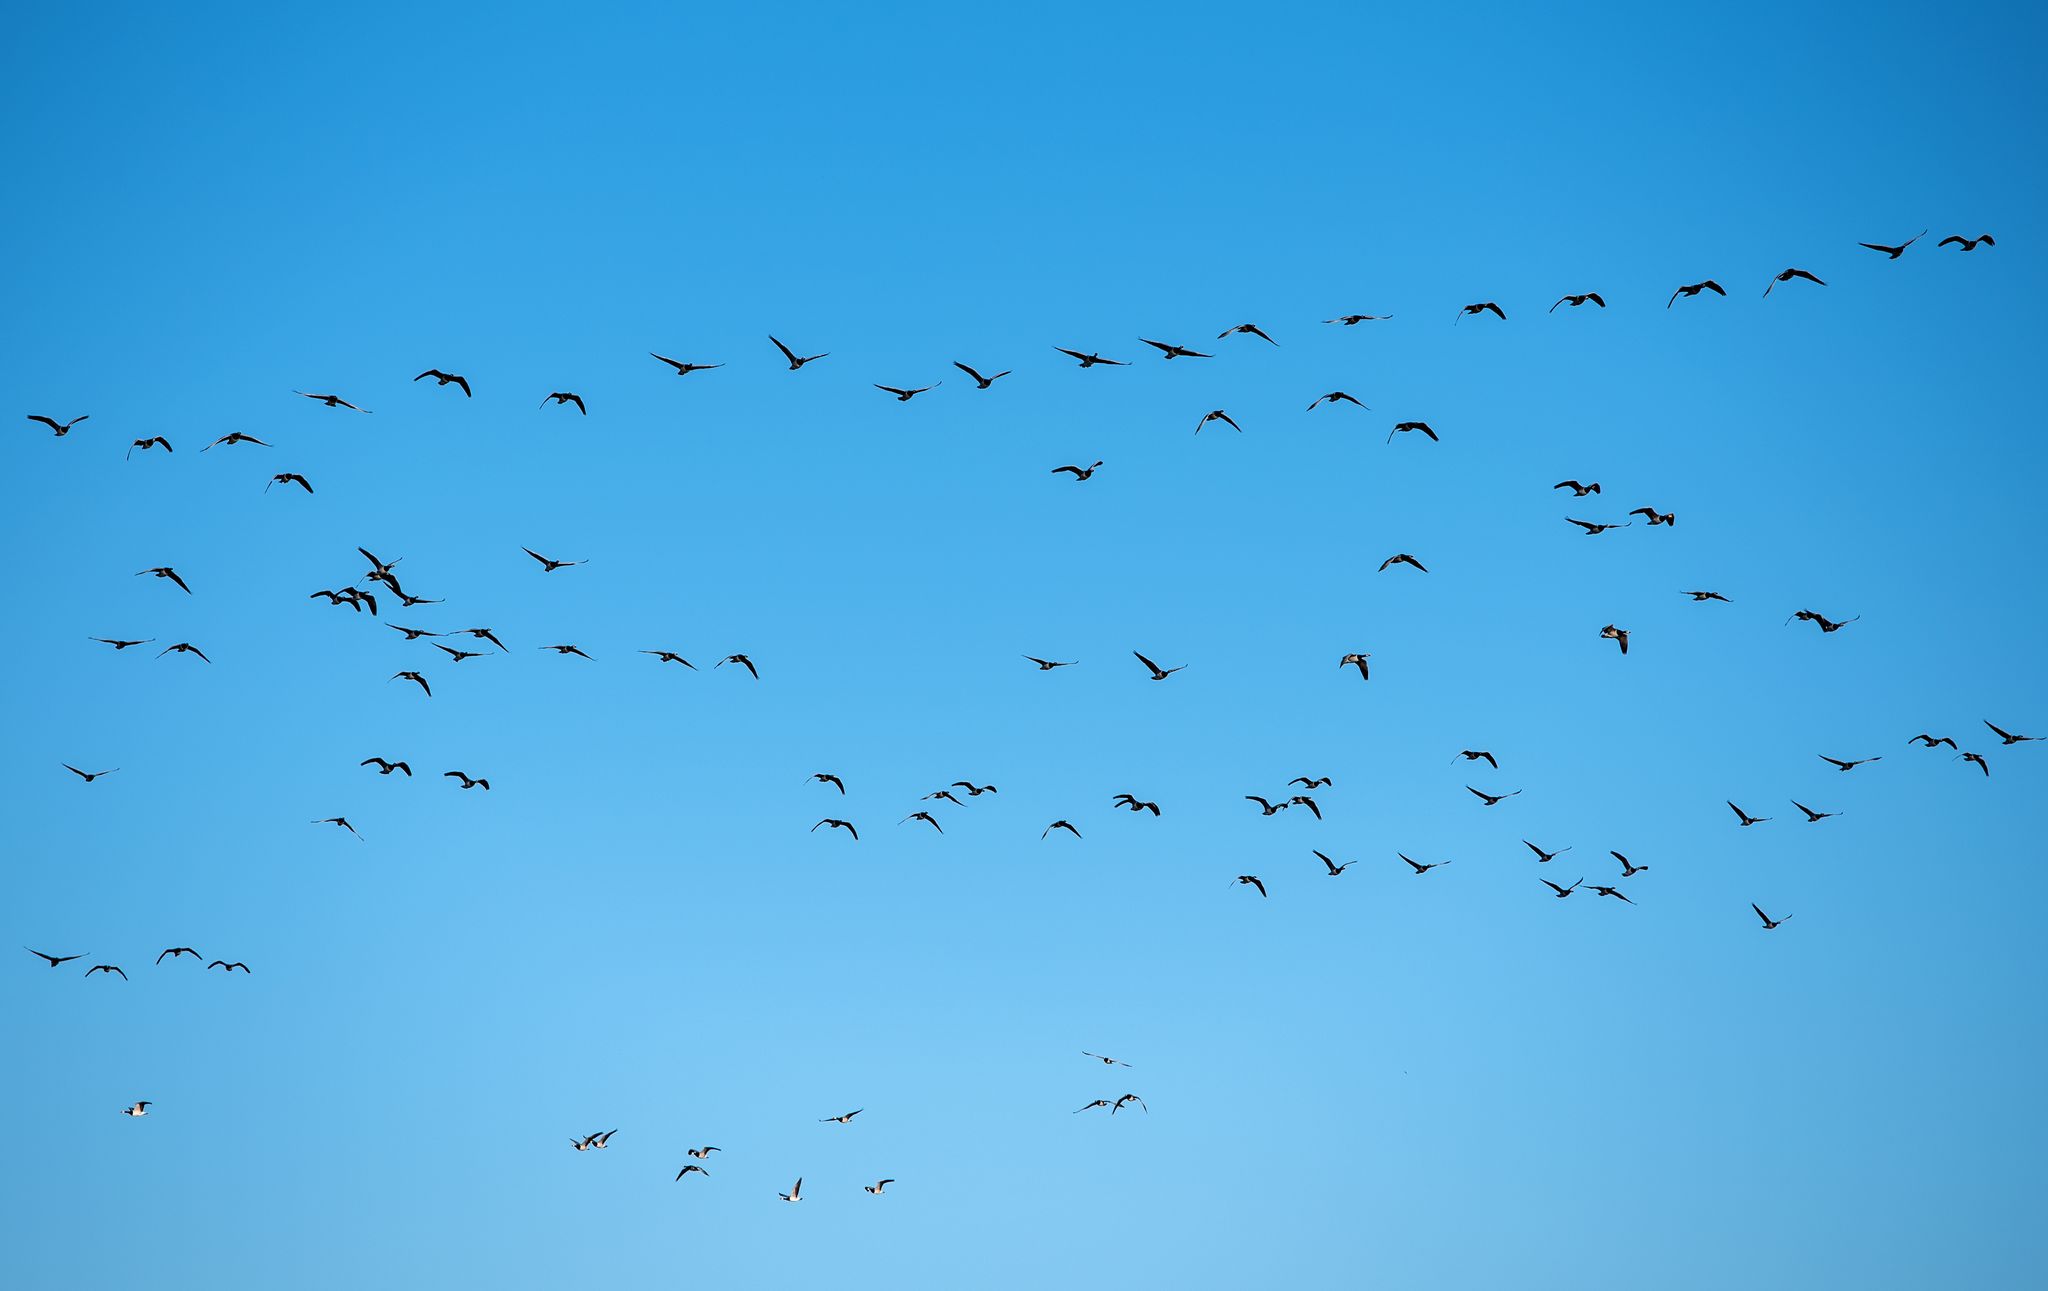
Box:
1042 820 1082 840
126 436 172 459
1314 850 1357 876
522 547 586 572
812 818 859 840
1789 610 1859 633
1958 752 1991 777
1339 653 1372 680
541 644 594 660
266 473 314 494
686 1146 720 1159
1112 1094 1147 1114
1399 853 1452 875
156 947 201 964
207 960 251 973
779 1178 805 1203
1074 1100 1113 1113
570 1134 596 1151
1217 322 1277 344
1540 878 1582 899
1938 234 1995 251
718 654 759 679
1194 409 1242 434
1467 786 1521 807
391 671 431 696
1553 480 1601 496
1550 293 1605 312
1727 801 1772 827
1611 851 1647 877
820 1109 863 1124
540 391 586 414
874 382 940 401
1133 651 1185 680
1084 1052 1132 1067
1053 346 1128 368
1324 313 1392 325
1588 885 1634 904
120 1102 151 1117
27 413 89 436
1288 795 1323 819
25 948 86 967
1142 338 1212 359
1764 268 1826 297
157 642 211 662
808 773 846 794
952 782 998 796
642 650 696 668
1984 721 2039 746
294 391 369 412
1306 391 1368 411
1378 553 1427 573
1629 507 1676 526
1599 625 1630 655
1290 776 1332 789
62 764 118 783
900 811 943 833
1051 461 1103 481
1523 840 1570 863
1860 231 1926 259
313 817 362 838
864 1180 896 1195
203 432 268 450
770 336 827 370
1456 302 1506 322
1567 517 1631 535
1455 750 1498 769
649 353 721 376
1667 280 1726 307
1024 657 1079 675
444 771 491 790
1909 734 1957 749
136 566 193 594
1111 794 1161 816
454 627 507 651
1818 755 1881 771
1244 795 1286 817
591 1130 617 1149
1792 801 1839 823
675 1164 710 1180
1683 590 1731 602
433 643 488 663
953 361 1011 388
1752 903 1791 930
1231 875 1268 897
85 964 129 979
413 368 472 395
1388 421 1439 444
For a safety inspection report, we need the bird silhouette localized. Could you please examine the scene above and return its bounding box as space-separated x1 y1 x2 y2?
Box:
156 947 200 964
1218 322 1278 343
952 782 998 797
1194 409 1243 434
522 547 586 572
1792 801 1839 823
1111 794 1160 815
1984 721 2038 746
313 817 362 839
1764 268 1826 297
1567 518 1631 535
25 948 87 967
207 960 251 973
1232 875 1268 898
779 1178 804 1203
808 773 846 794
1314 850 1357 876
1818 755 1881 771
1456 302 1506 322
540 392 586 414
126 436 172 459
1112 1094 1147 1114
1523 840 1569 863
1588 885 1634 904
1752 903 1791 930
444 771 491 790
1306 392 1368 411
62 764 118 783
1683 590 1731 603
1244 796 1285 817
1042 820 1082 840
392 671 431 696
953 361 1011 388
266 473 314 494
1325 314 1392 325
1455 750 1499 769
770 336 828 370
1666 280 1726 307
820 1109 863 1124
1142 338 1212 359
85 964 129 979
1958 752 1991 777
158 642 211 662
136 566 192 594
650 353 721 376
900 811 943 833
812 818 859 840
28 413 89 436
121 1102 151 1117
1052 461 1103 481
1540 878 1582 899
1909 734 1957 749
414 368 472 395
295 391 370 412
1629 507 1676 527
203 432 268 450
1789 609 1859 633
1599 625 1630 655
675 1164 710 1179
1550 293 1605 311
1467 786 1521 807
1611 851 1647 877
1399 853 1452 875
1379 553 1427 573
1727 801 1771 827
360 757 412 776
642 650 696 668
1553 480 1601 496
1053 347 1128 368
1860 230 1926 259
1133 651 1184 681
1339 653 1372 680
1025 656 1078 670
1938 234 1995 251
717 654 759 679
540 644 594 660
1388 421 1439 444
875 382 941 401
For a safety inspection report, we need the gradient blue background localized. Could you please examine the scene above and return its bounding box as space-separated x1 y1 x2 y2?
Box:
5 3 2044 1287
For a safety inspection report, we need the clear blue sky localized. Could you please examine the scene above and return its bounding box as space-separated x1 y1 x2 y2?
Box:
5 3 2044 1287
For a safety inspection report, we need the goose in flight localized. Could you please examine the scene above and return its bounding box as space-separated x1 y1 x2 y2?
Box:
1194 409 1242 434
1053 346 1127 368
540 644 594 660
642 650 696 668
1399 853 1451 875
121 1102 151 1117
1388 421 1438 444
1455 750 1498 770
313 817 362 839
1051 461 1102 481
433 644 488 662
1456 301 1506 322
1553 480 1601 496
1727 801 1771 827
1567 517 1630 535
1588 884 1634 904
1751 903 1791 930
1290 776 1332 789
779 1179 804 1203
1379 553 1427 573
85 964 129 979
1958 751 1991 777
1133 651 1184 680
1611 851 1647 877
203 432 268 450
1074 1100 1113 1113
414 368 472 395
1984 720 2039 746
126 436 172 459
1231 875 1268 897
1666 280 1726 307
158 642 211 662
391 671 431 696
812 818 859 840
591 1130 616 1149
874 382 940 402
1938 234 1995 251
1540 877 1583 899
1218 322 1278 343
1324 313 1392 325
770 336 828 370
295 391 370 412
27 413 89 436
1112 1094 1147 1114
1339 653 1371 680
1909 734 1957 749
1288 795 1322 819
1683 590 1731 602
266 473 314 494
1314 849 1357 876
156 947 201 964
951 782 998 796
675 1164 710 1179
444 771 491 790
1141 338 1212 359
1599 625 1630 655
1789 609 1858 633
454 627 507 651
62 764 119 783
900 811 943 833
1111 794 1161 816
1818 755 1881 771
808 772 845 795
1629 507 1676 527
1306 391 1368 411
1083 1052 1131 1067
1042 820 1082 840
864 1179 896 1195
1791 801 1838 823
717 654 759 679
1467 786 1521 807
1764 268 1826 297
1859 230 1926 259
1523 840 1569 863
207 960 251 973
650 354 721 376
25 948 87 968
820 1109 864 1124
953 361 1010 388
522 547 585 572
137 566 192 594
1550 293 1605 311
1244 795 1286 817
540 391 586 414
687 1146 721 1159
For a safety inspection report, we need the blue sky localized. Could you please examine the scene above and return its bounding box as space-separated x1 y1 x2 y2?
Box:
5 2 2044 1287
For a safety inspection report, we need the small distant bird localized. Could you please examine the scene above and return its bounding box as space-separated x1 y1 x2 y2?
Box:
266 473 313 494
414 369 472 395
1984 721 2039 746
770 336 828 370
1553 480 1601 496
1231 875 1268 897
1388 421 1438 444
433 643 487 662
820 1109 863 1125
923 789 965 806
1054 347 1128 368
445 771 491 790
1455 750 1498 770
1288 795 1322 819
541 644 594 660
1550 293 1605 312
951 782 998 797
1306 391 1368 411
1588 885 1634 904
121 1102 151 1117
1789 609 1859 633
953 361 1011 389
1111 794 1161 816
313 816 361 839
1051 461 1103 481
1683 591 1731 602
1727 801 1772 827
1567 517 1631 535
540 392 586 414
25 948 86 968
156 947 200 964
295 391 369 412
1244 796 1285 817
1467 786 1521 807
455 627 507 651
203 432 268 450
1042 820 1082 840
1456 302 1506 322
392 671 431 696
1112 1094 1147 1114
1667 280 1726 307
874 382 940 401
522 547 586 572
1818 755 1881 772
1325 314 1392 325
650 354 721 376
1142 338 1212 359
1194 409 1242 434
1379 553 1427 573
1133 651 1184 681
570 1134 596 1151
1074 1100 1113 1113
590 1131 617 1149
126 436 172 459
718 654 759 679
1218 322 1278 344
1859 231 1926 259
1339 653 1372 680
157 642 211 662
1314 850 1357 876
28 413 89 436
1599 625 1630 655
1764 268 1825 297
1957 752 1991 777
1611 851 1647 877
779 1178 804 1203
812 818 859 840
62 764 118 783
1524 840 1569 863
1938 234 1995 251
675 1165 710 1180
642 650 696 668
361 757 412 776
136 566 193 594
687 1146 720 1160
900 811 943 833
1399 853 1452 875
1792 801 1838 823
1909 734 1957 749
1083 1052 1131 1067
808 773 845 795
1751 903 1791 930
864 1179 895 1195
85 964 129 979
207 960 250 973
1540 878 1582 899
1629 507 1676 526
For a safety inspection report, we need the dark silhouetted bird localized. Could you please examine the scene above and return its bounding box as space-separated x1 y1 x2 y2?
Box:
1789 609 1859 633
1764 268 1825 297
1629 507 1676 526
541 644 594 660
642 650 696 668
522 547 585 572
1218 322 1278 344
207 960 251 973
1456 750 1498 769
360 757 411 776
1984 721 2039 746
1339 653 1371 680
808 773 845 794
1909 734 1957 749
1399 853 1451 875
1456 302 1506 322
204 432 268 450
156 947 200 965
26 948 86 968
1232 875 1268 897
1550 293 1605 311
1553 480 1601 496
1467 786 1520 807
1051 461 1102 480
1667 280 1725 307
901 811 943 833
1133 651 1184 680
1141 338 1211 360
1612 851 1647 877
266 473 314 494
392 671 431 696
158 642 210 662
62 764 118 783
1111 794 1161 816
445 771 491 790
1194 409 1242 434
126 436 172 459
1727 801 1771 827
1568 517 1630 535
1540 878 1582 899
1792 801 1838 823
1958 752 1991 777
1043 820 1082 840
1524 840 1569 863
650 354 721 376
1588 885 1634 904
1053 346 1128 368
28 413 89 436
1860 231 1926 259
1314 850 1356 876
1818 755 1881 771
1379 553 1427 573
1325 314 1392 325
874 382 940 402
414 368 472 395
1600 625 1630 655
295 391 370 412
85 964 129 980
718 654 759 679
1025 656 1078 670
1306 391 1367 411
1938 234 1995 251
1388 421 1438 444
953 361 1010 389
136 566 192 594
540 392 586 414
1752 903 1790 930
770 336 828 370
1683 590 1731 603
812 818 859 840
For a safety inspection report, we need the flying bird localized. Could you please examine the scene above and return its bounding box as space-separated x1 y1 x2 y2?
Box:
1053 346 1128 368
266 473 314 494
1683 590 1731 602
1938 234 1995 251
779 1178 804 1203
1074 1100 1113 1113
413 369 472 395
1133 651 1184 681
1306 392 1368 411
1611 851 1647 877
433 643 488 662
1553 480 1601 497
770 336 828 370
1909 734 1957 749
1567 517 1631 535
522 547 586 572
360 757 412 776
1141 338 1212 359
1818 755 1881 771
1859 231 1926 259
1042 820 1082 840
207 960 251 973
864 1179 896 1194
900 811 943 833
62 764 118 783
1217 322 1277 344
540 391 586 414
1629 507 1676 526
444 771 491 790
156 947 200 964
1666 280 1726 307
1984 720 2039 746
1540 878 1583 899
1083 1052 1131 1067
540 644 594 660
136 566 192 594
1314 850 1357 876
1788 609 1859 633
1523 840 1569 863
650 354 722 376
812 818 859 840
717 654 759 679
1550 293 1605 311
1588 885 1634 904
1232 875 1268 898
1244 796 1285 817
157 642 211 662
1194 409 1242 434
1727 801 1772 827
1025 656 1078 670
687 1146 721 1159
1599 624 1630 655
820 1109 864 1124
1324 314 1392 325
952 782 998 796
642 650 696 668
1958 752 1991 777
126 436 172 459
295 391 369 412
121 1102 151 1117
392 671 431 696
1455 750 1498 770
454 627 507 651
1399 853 1451 875
203 432 269 450
1791 801 1839 823
1288 795 1323 819
808 773 846 794
1290 776 1332 789
1467 786 1521 807
675 1164 710 1180
27 413 89 436
85 964 129 980
1764 268 1826 297
1051 461 1103 481
953 361 1011 388
313 817 362 838
1388 421 1438 444
1379 553 1427 573
1752 903 1791 930
1456 302 1506 322
874 382 941 401
25 948 86 968
1112 1094 1147 1114
1110 794 1160 815
1338 653 1371 680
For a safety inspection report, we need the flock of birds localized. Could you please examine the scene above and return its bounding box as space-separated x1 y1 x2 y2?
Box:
23 225 2032 1204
